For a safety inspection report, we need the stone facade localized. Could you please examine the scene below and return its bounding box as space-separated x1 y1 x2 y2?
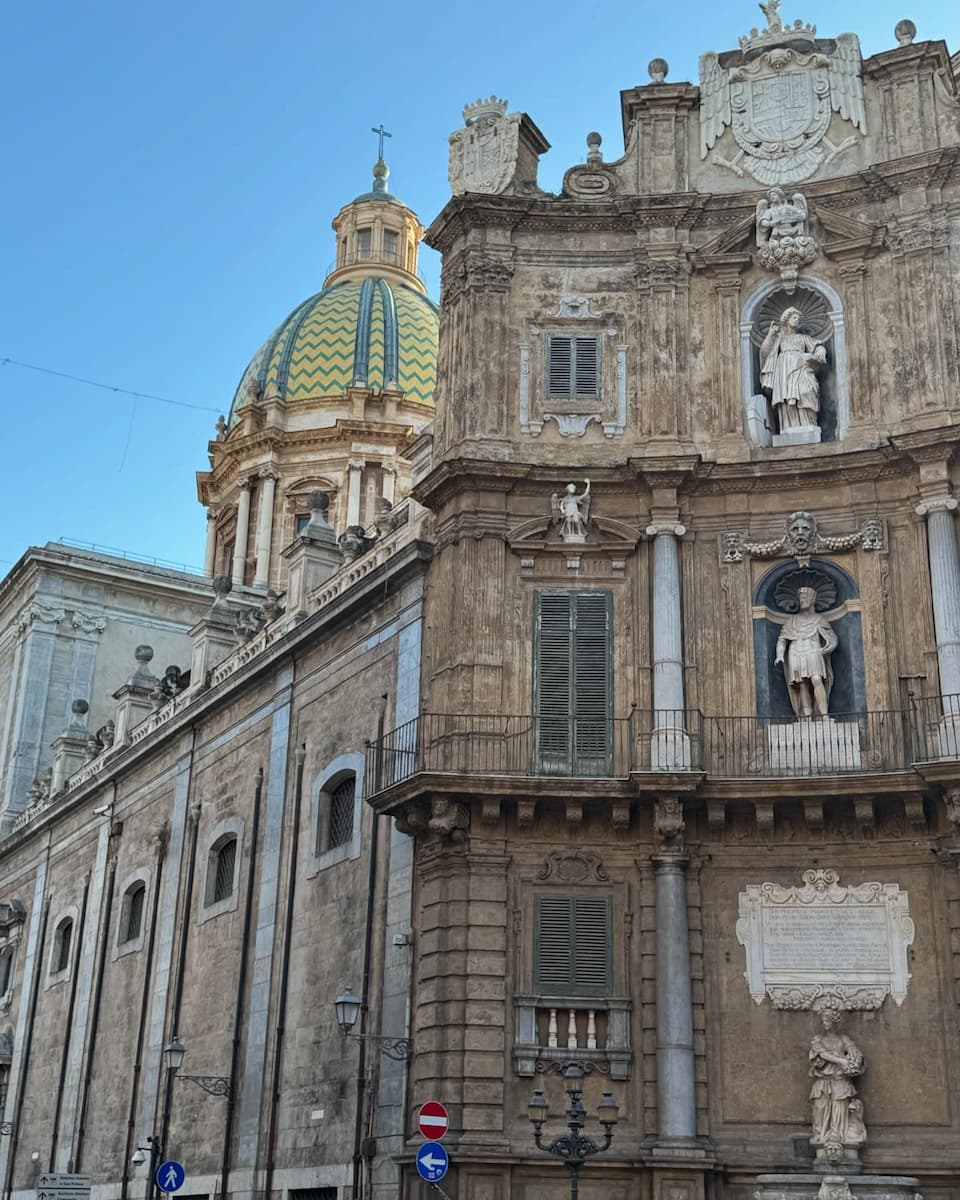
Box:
1 11 960 1200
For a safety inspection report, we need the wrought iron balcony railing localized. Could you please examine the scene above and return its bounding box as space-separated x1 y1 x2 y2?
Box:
365 696 960 797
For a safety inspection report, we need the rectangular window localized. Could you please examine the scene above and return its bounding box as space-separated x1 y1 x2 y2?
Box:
383 229 398 262
357 228 372 259
534 894 612 997
534 591 612 775
547 336 600 400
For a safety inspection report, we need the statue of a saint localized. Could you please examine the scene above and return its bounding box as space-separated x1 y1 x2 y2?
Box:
809 1007 866 1155
775 585 838 718
760 307 826 433
551 480 591 544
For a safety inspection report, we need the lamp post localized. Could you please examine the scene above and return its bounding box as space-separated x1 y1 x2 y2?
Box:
334 988 412 1061
528 1063 619 1200
164 1035 231 1097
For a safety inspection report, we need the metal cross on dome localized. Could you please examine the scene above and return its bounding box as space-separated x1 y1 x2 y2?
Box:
371 124 392 158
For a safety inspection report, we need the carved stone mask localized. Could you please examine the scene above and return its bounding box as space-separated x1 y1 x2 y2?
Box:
787 512 815 551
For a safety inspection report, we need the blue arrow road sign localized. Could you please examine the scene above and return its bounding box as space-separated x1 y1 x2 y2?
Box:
415 1141 448 1182
155 1162 185 1193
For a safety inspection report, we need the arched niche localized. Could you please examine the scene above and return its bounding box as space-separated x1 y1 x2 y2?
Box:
741 276 848 447
752 558 866 721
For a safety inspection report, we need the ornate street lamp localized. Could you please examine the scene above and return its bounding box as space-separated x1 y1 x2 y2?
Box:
334 987 412 1061
163 1034 231 1097
528 1063 619 1200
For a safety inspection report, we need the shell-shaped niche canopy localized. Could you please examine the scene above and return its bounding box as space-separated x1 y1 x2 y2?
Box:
749 285 833 347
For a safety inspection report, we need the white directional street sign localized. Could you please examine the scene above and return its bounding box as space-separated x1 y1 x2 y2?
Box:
37 1174 91 1200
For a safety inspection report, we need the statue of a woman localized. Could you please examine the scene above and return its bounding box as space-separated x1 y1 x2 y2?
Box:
760 307 826 433
809 1007 866 1155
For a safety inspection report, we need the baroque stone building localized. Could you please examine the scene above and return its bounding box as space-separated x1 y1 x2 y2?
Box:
1 10 960 1200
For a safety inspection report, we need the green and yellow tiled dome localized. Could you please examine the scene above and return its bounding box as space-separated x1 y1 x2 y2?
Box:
230 277 438 419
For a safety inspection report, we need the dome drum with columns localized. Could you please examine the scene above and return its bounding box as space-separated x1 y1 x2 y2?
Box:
196 158 438 593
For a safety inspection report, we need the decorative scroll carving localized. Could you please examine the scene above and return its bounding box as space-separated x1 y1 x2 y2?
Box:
537 850 609 882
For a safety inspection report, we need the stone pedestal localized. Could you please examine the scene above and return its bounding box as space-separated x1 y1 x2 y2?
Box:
773 426 822 448
189 608 238 686
756 1173 921 1200
768 718 861 772
282 494 341 615
112 647 159 745
652 726 692 769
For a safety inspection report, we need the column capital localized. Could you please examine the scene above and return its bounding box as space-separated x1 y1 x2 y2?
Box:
646 521 686 538
206 508 218 522
651 852 689 873
258 469 280 483
916 496 958 516
347 459 365 473
238 477 253 493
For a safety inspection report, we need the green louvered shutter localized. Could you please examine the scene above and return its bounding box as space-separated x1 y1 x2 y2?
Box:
534 591 612 775
534 894 612 997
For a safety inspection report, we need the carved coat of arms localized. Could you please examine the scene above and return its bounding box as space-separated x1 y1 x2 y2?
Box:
448 97 521 196
700 7 865 185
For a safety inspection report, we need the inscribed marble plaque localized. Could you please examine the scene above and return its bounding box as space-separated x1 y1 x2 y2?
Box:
736 868 914 1010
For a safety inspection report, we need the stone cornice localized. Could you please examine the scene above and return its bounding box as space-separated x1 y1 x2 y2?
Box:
427 148 960 249
1 539 432 852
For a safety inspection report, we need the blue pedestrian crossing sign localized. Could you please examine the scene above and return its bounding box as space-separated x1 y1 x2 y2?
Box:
155 1162 185 1193
415 1141 448 1182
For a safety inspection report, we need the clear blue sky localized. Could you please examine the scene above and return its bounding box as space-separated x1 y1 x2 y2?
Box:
2 0 955 577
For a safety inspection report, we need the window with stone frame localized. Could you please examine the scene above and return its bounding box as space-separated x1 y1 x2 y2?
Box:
546 335 601 401
533 893 613 997
51 918 73 976
326 775 356 851
206 835 238 907
119 882 147 945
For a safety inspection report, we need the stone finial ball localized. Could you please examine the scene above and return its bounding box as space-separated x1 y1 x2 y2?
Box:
308 490 330 513
586 131 602 150
72 699 89 716
212 575 233 598
134 645 154 664
894 19 916 44
648 57 669 83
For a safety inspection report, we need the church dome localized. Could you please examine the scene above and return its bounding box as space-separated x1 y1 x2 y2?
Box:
229 277 438 419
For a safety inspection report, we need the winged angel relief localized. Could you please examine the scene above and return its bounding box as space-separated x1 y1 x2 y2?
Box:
699 7 866 185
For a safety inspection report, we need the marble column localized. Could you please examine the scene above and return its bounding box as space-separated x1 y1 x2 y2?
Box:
653 852 697 1146
381 465 397 506
918 497 960 703
231 480 252 588
253 473 277 591
346 461 364 527
647 522 688 766
203 510 217 577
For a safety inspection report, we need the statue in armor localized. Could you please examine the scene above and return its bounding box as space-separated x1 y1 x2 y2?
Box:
775 585 838 719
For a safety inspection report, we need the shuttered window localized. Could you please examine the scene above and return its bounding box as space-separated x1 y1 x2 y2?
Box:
547 336 600 400
534 591 613 775
534 894 612 997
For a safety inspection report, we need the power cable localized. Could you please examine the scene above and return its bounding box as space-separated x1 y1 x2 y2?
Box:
0 355 222 415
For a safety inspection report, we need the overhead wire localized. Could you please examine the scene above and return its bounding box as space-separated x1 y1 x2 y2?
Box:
0 355 223 415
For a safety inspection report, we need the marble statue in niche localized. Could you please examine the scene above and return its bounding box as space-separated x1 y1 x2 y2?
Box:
775 585 838 719
809 1005 866 1158
760 306 826 436
551 481 591 544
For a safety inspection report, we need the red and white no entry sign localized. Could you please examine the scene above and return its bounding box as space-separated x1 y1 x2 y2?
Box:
418 1101 449 1141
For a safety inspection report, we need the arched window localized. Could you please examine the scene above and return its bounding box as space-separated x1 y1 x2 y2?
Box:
206 836 238 907
327 776 356 850
52 918 73 975
119 882 146 945
309 752 365 875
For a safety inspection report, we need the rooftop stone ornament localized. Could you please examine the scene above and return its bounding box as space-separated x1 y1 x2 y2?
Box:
647 57 669 83
448 96 523 197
